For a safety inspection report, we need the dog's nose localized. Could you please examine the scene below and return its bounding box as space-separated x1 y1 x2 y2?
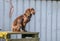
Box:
33 11 35 15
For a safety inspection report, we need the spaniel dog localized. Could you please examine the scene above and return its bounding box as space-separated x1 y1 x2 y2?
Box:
11 8 35 32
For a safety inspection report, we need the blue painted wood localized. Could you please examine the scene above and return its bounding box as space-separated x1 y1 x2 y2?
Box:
4 0 10 31
0 0 60 41
57 1 60 41
0 0 3 30
35 1 40 38
2 0 5 31
41 1 47 41
47 1 52 41
17 0 23 16
52 1 57 41
35 1 41 41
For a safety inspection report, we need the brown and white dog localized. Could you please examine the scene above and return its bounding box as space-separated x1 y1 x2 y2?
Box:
11 8 35 32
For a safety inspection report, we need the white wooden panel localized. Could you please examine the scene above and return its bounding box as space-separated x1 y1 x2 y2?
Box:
35 1 41 38
41 1 46 41
2 0 5 31
0 1 60 41
57 1 60 41
40 1 42 41
52 1 57 41
47 1 52 41
35 1 40 32
18 0 23 16
0 0 3 30
4 0 10 31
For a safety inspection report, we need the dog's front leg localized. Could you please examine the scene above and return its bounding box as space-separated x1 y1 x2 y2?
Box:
17 24 24 32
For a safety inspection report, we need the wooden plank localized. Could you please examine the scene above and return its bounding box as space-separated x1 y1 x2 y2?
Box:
52 1 57 41
35 1 40 32
41 1 47 41
17 0 23 16
35 0 41 39
47 1 52 41
0 32 39 34
8 38 39 41
4 0 10 31
0 0 3 30
57 1 60 41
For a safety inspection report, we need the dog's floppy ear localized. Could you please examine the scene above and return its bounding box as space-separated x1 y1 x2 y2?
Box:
25 8 34 13
30 8 35 15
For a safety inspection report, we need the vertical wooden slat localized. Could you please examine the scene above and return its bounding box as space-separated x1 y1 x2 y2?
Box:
47 1 52 41
16 0 18 17
46 1 47 41
0 0 3 30
3 0 5 31
52 1 57 41
41 1 46 41
35 0 40 33
4 0 10 31
40 1 42 41
35 1 41 40
17 0 23 16
56 1 58 41
34 0 36 32
57 1 60 41
9 0 14 31
51 1 53 41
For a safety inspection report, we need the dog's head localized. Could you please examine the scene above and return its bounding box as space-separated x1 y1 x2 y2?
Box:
30 8 35 15
25 8 35 16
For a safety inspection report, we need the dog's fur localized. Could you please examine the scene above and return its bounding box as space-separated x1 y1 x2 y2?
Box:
11 8 35 32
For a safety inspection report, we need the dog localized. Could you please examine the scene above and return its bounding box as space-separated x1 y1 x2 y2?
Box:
11 8 35 32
